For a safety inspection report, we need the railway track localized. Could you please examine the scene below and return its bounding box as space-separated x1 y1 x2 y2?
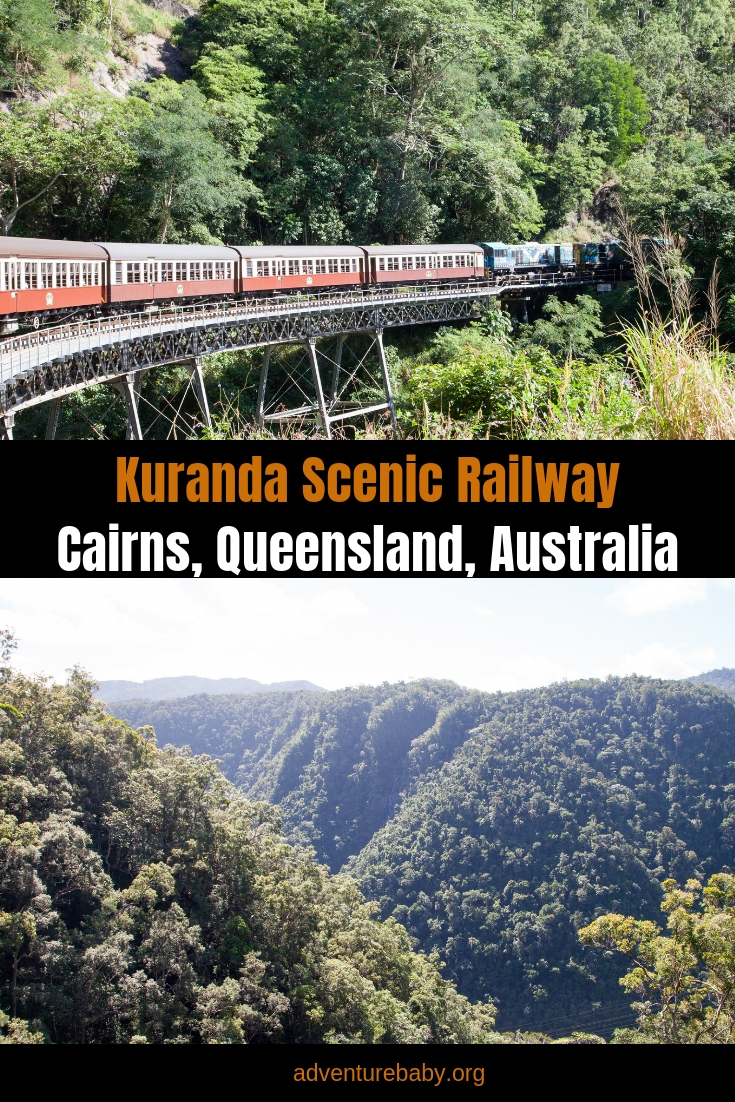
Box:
0 269 626 436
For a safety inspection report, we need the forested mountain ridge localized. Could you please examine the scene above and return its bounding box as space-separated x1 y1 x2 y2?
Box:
350 677 735 1029
110 676 735 1033
110 681 479 870
96 675 324 702
0 663 497 1044
686 667 735 696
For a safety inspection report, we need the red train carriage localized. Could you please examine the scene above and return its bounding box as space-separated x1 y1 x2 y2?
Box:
0 238 107 328
103 243 240 307
0 237 489 327
362 244 484 284
235 246 364 293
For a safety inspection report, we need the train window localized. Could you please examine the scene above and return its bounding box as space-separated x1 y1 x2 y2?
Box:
339 258 350 273
442 256 453 268
55 262 67 287
245 261 253 277
328 258 338 273
176 263 187 281
316 259 326 274
24 262 38 289
202 262 213 280
353 258 358 272
256 260 267 277
496 250 507 258
378 258 385 271
190 262 201 280
387 257 399 270
160 263 174 282
68 263 80 287
402 256 413 270
126 263 141 284
304 259 313 274
214 262 226 279
288 259 299 275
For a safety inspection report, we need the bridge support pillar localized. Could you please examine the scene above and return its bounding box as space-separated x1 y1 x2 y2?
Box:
45 398 61 440
329 335 347 404
111 373 142 440
374 328 398 431
0 411 14 440
307 337 332 439
187 358 212 432
256 347 270 430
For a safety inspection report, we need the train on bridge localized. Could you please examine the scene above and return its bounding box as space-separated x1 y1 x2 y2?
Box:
0 236 630 329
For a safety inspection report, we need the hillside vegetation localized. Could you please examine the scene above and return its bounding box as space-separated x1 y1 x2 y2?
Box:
111 675 735 1034
687 667 735 696
0 658 496 1044
5 0 735 272
111 681 472 871
8 1 735 440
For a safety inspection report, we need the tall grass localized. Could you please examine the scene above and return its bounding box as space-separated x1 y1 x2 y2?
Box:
201 219 735 441
617 214 735 439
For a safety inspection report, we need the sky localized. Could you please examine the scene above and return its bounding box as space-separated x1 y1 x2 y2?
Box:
0 576 732 692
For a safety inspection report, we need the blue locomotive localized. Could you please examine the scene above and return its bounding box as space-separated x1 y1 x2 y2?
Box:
476 239 628 276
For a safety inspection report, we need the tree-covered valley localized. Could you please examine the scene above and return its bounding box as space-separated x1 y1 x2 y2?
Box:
111 673 735 1038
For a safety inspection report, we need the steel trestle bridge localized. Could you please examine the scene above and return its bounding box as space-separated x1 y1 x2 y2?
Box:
0 269 623 439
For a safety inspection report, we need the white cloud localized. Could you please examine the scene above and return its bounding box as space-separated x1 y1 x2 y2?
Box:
0 577 731 696
0 578 368 685
605 578 708 616
600 642 716 680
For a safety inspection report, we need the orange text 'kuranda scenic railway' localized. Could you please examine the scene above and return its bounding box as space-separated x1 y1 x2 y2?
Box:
0 239 487 328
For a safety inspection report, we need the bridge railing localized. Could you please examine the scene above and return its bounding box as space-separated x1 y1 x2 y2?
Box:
0 268 622 383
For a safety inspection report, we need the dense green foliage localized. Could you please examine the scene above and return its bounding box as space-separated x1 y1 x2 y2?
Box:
111 681 469 871
5 0 735 281
393 299 639 439
112 676 735 1034
8 1 735 440
582 873 735 1043
0 664 496 1043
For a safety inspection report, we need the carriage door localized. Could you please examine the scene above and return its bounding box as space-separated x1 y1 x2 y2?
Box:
3 258 20 298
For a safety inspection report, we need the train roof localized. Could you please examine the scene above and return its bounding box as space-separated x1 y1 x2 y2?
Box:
233 245 362 257
362 244 483 255
98 243 240 260
475 242 509 249
0 237 107 260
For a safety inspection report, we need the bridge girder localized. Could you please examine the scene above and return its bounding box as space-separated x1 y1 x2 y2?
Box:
0 273 623 437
